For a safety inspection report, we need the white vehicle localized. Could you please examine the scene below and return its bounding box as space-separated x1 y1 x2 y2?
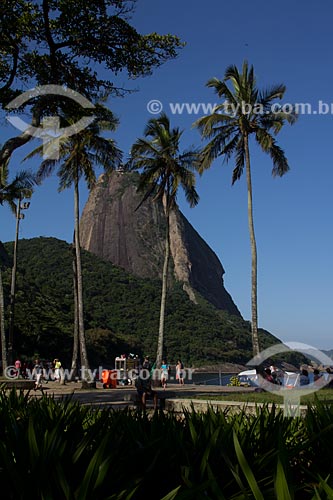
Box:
237 369 259 386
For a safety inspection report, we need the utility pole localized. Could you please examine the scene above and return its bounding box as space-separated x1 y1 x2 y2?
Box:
8 198 30 365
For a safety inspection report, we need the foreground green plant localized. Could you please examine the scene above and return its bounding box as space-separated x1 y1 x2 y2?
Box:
0 389 332 499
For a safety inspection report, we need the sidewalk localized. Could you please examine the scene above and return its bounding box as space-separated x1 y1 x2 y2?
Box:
28 380 257 409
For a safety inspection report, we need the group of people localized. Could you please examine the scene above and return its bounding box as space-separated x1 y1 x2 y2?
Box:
13 357 62 389
300 367 333 387
262 365 333 388
160 359 185 389
33 358 62 389
262 366 283 385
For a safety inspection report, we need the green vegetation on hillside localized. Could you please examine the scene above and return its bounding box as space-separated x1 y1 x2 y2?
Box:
3 237 290 367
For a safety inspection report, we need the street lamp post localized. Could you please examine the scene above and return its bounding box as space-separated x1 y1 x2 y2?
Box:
8 197 30 365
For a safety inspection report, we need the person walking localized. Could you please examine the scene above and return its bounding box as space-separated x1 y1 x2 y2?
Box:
176 359 185 385
33 359 43 390
299 369 310 386
54 358 62 381
135 358 158 410
14 358 21 378
160 359 169 390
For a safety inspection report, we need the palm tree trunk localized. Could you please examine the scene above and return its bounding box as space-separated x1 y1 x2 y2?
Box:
71 242 79 380
244 132 260 356
156 211 170 369
73 173 90 380
0 267 7 373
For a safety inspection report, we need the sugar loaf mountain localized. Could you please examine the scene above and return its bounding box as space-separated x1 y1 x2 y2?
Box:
2 171 292 368
80 171 240 316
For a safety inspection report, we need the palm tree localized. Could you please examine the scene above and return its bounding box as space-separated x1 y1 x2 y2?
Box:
130 113 199 368
0 271 5 374
0 161 35 369
71 240 79 379
25 106 122 380
194 61 296 356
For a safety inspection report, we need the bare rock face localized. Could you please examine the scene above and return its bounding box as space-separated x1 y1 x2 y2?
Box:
80 171 241 316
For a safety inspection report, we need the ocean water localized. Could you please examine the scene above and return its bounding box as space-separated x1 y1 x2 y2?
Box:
191 372 236 386
166 371 236 386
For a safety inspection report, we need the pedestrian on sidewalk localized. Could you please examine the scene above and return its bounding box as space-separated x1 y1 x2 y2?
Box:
176 359 185 385
53 358 62 381
33 359 43 390
161 359 169 390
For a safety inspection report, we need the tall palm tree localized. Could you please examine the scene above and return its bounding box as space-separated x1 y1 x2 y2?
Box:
194 61 296 356
25 106 122 379
71 240 79 379
0 161 35 369
130 113 199 368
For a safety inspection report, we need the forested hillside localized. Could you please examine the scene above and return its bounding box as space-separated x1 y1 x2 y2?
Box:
3 237 283 367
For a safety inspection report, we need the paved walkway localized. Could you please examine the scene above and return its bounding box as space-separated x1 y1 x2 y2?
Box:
28 380 257 409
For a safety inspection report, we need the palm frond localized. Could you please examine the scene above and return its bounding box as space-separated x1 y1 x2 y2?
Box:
138 164 163 188
10 170 36 190
263 110 298 131
93 103 119 132
196 60 294 183
198 125 238 173
224 63 241 84
178 149 201 172
131 138 161 160
23 102 120 193
23 144 44 162
194 113 235 138
247 63 256 93
36 159 60 183
255 128 274 151
134 180 159 211
183 184 200 208
268 141 290 177
83 167 97 191
258 85 286 106
232 140 245 184
144 113 170 140
0 168 36 209
176 166 196 189
221 133 241 163
206 78 237 105
131 113 199 213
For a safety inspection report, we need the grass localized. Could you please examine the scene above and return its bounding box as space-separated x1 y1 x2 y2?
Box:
193 388 333 405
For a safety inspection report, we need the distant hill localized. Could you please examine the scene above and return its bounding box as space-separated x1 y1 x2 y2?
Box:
1 237 293 368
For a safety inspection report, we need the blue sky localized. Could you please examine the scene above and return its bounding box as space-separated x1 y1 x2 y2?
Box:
2 0 333 349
